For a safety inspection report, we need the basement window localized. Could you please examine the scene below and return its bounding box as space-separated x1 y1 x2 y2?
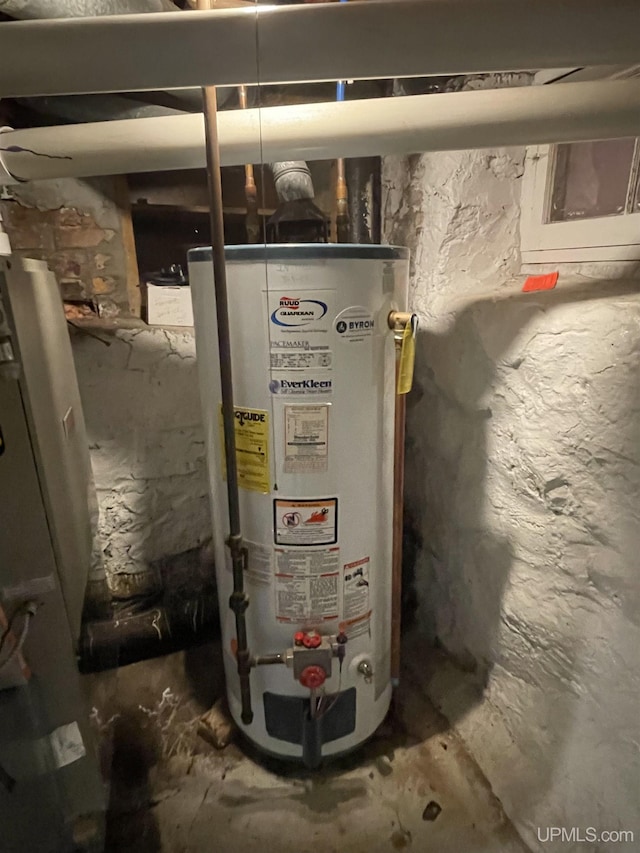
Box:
520 137 640 264
521 65 640 264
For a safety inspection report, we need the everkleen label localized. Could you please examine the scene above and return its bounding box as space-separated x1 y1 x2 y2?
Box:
269 377 332 396
219 405 269 493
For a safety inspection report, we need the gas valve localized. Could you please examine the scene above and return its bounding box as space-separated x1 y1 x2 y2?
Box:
299 665 326 690
283 630 347 683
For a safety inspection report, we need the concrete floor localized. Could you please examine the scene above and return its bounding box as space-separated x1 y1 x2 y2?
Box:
88 642 531 853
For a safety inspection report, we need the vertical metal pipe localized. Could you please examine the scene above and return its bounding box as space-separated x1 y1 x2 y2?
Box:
198 0 252 725
345 158 370 244
345 156 382 245
391 342 406 686
335 6 349 244
335 157 349 243
238 84 260 243
371 156 382 245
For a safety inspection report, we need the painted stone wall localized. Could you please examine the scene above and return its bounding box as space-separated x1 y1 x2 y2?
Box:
71 327 211 587
383 149 640 850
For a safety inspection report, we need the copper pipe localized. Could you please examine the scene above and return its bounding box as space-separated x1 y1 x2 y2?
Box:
335 157 349 243
198 0 253 725
238 84 260 243
390 340 406 687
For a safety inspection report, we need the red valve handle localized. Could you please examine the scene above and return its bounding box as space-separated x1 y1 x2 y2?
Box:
303 633 322 649
299 665 326 689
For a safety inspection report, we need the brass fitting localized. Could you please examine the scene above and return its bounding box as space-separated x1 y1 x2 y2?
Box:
387 310 413 331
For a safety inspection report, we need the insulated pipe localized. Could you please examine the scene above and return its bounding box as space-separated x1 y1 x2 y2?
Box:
2 0 640 97
3 80 640 183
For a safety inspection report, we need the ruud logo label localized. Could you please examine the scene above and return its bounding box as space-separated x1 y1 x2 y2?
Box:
271 296 328 327
269 378 332 395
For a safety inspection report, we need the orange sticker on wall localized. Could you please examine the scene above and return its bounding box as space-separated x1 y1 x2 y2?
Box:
522 272 559 293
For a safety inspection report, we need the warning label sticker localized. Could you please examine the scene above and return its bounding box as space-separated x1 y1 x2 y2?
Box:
245 541 272 586
284 405 329 474
343 556 370 621
275 547 340 621
274 498 338 546
275 547 339 576
271 350 333 371
334 306 375 344
219 406 270 494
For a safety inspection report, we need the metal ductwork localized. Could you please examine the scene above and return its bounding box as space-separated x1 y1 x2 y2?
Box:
2 0 195 128
16 93 184 123
270 160 314 203
268 160 322 242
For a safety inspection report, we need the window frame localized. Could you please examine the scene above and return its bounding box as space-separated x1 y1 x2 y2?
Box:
520 66 640 265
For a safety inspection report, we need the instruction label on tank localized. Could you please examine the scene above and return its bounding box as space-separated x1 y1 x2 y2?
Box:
343 556 370 621
269 291 334 376
334 306 375 344
275 547 339 576
219 406 270 493
270 350 333 371
275 547 340 622
244 540 272 586
273 497 338 546
284 405 329 474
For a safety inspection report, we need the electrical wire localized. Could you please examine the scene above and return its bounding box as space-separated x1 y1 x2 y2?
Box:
0 601 38 675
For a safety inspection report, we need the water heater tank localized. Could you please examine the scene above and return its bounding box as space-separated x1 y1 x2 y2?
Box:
188 244 409 764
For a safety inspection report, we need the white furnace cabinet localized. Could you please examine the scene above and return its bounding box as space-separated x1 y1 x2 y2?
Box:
189 244 409 764
0 257 104 851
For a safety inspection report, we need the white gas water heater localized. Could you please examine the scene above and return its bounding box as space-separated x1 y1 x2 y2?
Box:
189 244 411 766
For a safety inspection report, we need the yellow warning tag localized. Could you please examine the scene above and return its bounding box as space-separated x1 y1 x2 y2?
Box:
219 406 270 494
398 316 417 395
